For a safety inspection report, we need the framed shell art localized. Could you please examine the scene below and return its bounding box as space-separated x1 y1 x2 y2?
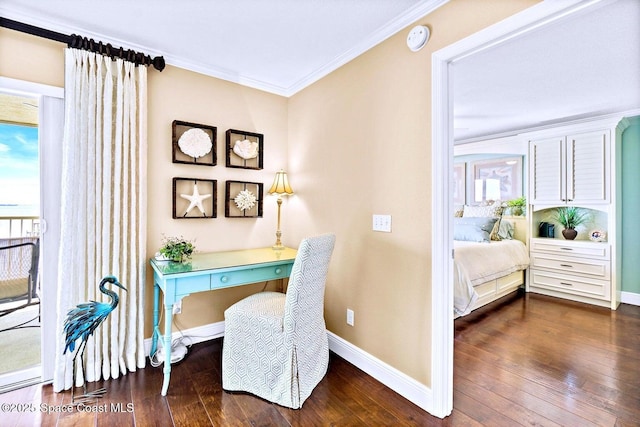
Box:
226 129 263 170
172 177 217 219
225 180 263 218
172 120 217 166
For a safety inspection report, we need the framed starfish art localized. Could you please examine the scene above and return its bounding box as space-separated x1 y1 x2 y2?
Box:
225 128 263 170
172 177 217 219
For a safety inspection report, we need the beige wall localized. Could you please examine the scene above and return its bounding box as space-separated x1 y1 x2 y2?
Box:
0 27 290 338
0 0 537 390
288 0 539 385
145 67 289 333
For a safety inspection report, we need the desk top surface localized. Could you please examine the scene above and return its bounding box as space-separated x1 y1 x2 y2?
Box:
150 246 297 276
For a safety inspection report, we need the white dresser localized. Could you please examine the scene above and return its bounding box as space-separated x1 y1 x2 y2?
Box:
524 115 631 310
529 238 611 307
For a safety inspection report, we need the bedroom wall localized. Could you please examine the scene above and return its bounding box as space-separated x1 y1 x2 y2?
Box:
622 116 640 296
287 0 539 386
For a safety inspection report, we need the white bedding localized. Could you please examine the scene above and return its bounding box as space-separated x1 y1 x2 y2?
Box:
454 239 530 316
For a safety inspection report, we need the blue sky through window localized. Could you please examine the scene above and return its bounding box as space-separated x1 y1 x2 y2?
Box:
0 123 39 205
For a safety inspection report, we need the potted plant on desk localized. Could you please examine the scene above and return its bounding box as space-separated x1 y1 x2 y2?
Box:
157 235 195 262
553 206 588 240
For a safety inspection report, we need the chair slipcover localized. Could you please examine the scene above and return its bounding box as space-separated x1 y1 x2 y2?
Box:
222 233 336 409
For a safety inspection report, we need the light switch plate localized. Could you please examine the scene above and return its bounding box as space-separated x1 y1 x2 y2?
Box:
372 214 392 232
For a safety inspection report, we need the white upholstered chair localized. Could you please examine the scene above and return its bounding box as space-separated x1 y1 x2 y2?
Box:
222 233 336 409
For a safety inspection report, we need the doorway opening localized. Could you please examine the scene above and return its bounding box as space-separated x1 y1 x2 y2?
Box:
0 92 42 390
0 78 64 393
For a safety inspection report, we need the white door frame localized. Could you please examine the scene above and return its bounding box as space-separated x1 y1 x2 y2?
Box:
0 77 64 386
429 0 606 417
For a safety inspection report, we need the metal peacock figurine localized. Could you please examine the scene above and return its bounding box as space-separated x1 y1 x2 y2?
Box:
63 275 127 402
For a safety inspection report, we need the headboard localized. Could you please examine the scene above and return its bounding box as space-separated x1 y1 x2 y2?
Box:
504 215 527 244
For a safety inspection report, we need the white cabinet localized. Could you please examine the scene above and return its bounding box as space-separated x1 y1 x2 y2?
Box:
524 115 631 310
529 129 610 205
529 238 612 307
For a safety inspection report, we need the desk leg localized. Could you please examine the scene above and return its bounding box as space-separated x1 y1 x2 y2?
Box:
161 303 173 396
151 283 160 357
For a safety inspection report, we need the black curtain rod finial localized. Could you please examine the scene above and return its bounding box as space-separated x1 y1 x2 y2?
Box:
153 56 166 72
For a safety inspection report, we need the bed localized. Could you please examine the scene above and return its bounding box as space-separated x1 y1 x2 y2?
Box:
453 213 530 317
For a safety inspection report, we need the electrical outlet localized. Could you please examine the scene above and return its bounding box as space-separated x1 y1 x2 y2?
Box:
372 214 392 232
172 300 182 315
346 308 354 326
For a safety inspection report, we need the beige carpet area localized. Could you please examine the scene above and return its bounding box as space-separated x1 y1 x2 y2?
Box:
0 303 40 374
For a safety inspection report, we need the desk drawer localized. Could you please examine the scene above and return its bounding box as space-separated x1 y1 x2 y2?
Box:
175 275 211 294
212 265 291 289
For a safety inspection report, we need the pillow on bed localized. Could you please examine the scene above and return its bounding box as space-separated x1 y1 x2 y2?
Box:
497 218 515 240
453 217 498 243
462 204 504 240
462 204 503 218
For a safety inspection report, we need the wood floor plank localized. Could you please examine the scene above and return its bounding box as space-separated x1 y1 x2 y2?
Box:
1 293 638 426
455 351 616 426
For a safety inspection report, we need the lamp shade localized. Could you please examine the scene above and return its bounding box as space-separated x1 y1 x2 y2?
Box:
268 170 294 195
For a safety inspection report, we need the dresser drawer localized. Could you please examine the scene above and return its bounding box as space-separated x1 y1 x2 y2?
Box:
530 269 610 300
530 253 610 279
530 239 609 260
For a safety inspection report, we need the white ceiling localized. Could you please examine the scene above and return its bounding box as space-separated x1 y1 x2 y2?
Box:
1 0 638 141
453 0 640 142
0 0 447 96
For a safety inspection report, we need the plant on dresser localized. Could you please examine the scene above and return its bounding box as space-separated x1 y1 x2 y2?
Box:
553 206 589 240
525 114 632 310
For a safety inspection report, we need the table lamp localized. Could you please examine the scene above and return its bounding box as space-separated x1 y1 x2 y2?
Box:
268 170 294 250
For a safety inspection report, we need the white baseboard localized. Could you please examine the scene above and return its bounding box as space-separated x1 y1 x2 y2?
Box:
143 322 435 415
621 291 640 306
326 331 433 415
144 320 225 356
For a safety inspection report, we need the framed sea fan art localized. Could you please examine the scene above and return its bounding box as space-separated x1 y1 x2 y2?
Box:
225 180 263 218
173 177 217 219
225 129 263 170
172 120 217 166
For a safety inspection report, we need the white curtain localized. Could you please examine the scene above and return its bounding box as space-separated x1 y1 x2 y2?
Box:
53 49 147 391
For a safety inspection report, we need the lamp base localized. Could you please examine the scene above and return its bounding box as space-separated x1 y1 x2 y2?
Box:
272 244 285 250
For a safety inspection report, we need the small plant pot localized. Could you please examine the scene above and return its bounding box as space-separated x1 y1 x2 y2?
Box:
562 228 578 240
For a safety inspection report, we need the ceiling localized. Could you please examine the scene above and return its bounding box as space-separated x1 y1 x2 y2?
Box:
1 0 638 141
0 93 38 127
0 0 447 96
453 0 640 142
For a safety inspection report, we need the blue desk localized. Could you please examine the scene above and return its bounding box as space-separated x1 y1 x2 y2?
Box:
150 246 297 395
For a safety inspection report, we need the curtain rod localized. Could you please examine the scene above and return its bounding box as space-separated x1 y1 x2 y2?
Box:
0 17 165 71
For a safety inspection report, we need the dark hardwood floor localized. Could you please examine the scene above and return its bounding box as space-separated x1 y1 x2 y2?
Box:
1 292 639 426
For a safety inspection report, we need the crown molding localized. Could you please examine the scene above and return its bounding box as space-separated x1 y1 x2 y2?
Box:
1 0 449 97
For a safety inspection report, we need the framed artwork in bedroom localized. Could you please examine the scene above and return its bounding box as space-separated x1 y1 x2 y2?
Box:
453 163 466 205
471 156 522 203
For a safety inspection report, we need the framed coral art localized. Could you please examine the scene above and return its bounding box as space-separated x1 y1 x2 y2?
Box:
173 177 217 219
226 129 263 170
172 120 217 166
225 180 263 218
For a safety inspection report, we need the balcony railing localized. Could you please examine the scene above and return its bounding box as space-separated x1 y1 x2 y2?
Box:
0 216 40 239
